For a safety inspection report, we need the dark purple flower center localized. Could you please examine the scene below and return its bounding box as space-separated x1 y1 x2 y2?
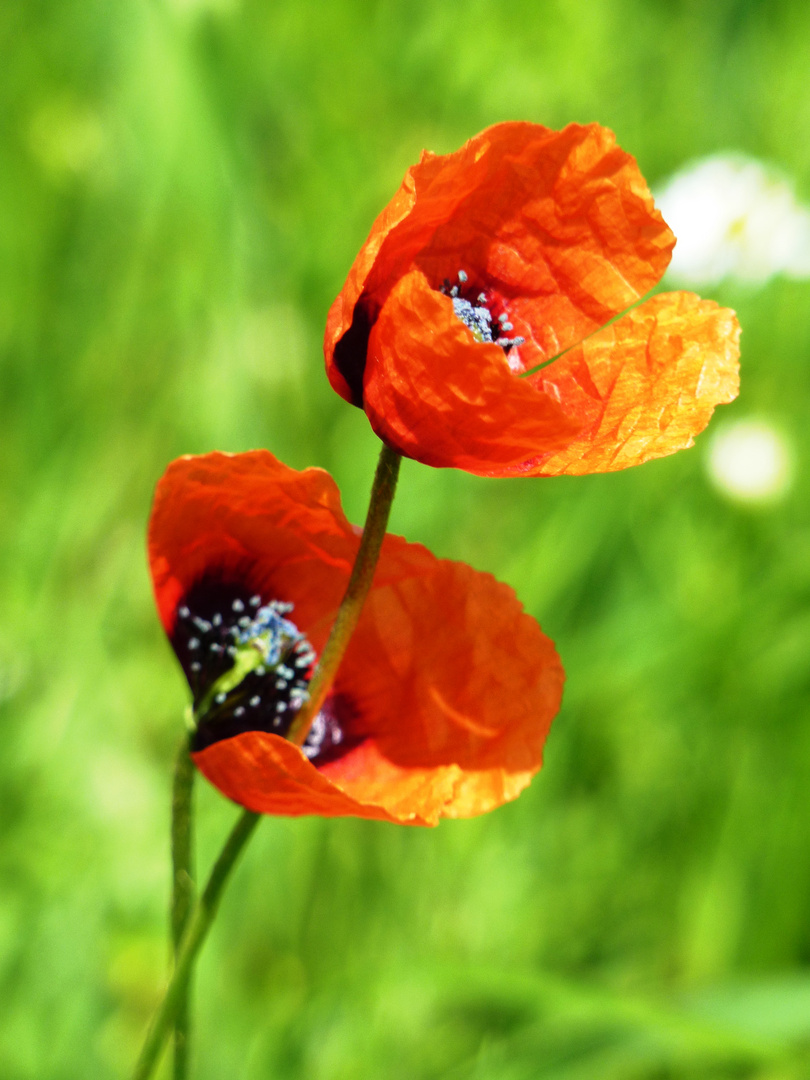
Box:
173 577 352 764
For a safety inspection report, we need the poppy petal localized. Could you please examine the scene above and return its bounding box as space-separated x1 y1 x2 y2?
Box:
192 732 405 822
321 559 563 820
193 558 562 826
518 291 741 476
149 450 435 649
149 451 564 824
326 121 674 406
361 268 582 473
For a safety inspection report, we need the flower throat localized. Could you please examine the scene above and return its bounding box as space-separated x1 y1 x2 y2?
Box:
173 579 344 761
441 269 525 365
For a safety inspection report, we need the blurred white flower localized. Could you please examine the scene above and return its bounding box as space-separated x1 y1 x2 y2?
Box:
657 155 810 286
706 419 792 503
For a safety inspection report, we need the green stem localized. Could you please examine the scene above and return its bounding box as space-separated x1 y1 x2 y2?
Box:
287 442 402 745
132 809 260 1080
171 740 195 1080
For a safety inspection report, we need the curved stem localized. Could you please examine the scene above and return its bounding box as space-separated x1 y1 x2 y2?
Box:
132 809 260 1080
287 442 402 745
171 740 195 1080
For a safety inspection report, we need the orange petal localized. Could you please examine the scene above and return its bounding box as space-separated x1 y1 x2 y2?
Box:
148 450 435 648
325 121 674 403
362 269 583 473
193 559 563 824
517 291 741 476
151 451 564 823
192 732 407 823
326 559 563 817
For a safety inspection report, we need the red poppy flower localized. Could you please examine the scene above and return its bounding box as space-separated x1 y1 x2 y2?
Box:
148 451 563 826
325 122 740 476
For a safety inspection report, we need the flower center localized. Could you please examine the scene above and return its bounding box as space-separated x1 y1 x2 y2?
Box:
173 581 345 762
441 270 525 366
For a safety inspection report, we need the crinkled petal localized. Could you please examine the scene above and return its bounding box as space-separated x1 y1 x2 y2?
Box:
193 559 563 825
362 269 582 473
326 121 674 404
148 450 434 649
517 292 741 476
150 451 564 825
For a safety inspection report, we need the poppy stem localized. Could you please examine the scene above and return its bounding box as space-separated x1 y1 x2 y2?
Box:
286 442 403 746
170 739 196 1080
131 808 261 1080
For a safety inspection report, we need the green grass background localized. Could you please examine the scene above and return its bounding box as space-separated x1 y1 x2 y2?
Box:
2 0 810 1076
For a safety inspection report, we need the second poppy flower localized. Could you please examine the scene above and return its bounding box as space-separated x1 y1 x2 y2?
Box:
325 122 740 477
148 451 564 826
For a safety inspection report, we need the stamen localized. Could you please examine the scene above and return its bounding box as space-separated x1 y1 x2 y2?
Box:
452 297 493 344
301 705 345 759
438 271 523 358
302 713 326 758
179 582 348 764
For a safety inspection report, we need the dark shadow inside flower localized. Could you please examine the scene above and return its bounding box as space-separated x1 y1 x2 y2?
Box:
173 571 363 767
332 296 374 407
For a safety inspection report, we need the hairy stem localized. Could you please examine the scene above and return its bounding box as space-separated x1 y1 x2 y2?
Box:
171 740 195 1080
